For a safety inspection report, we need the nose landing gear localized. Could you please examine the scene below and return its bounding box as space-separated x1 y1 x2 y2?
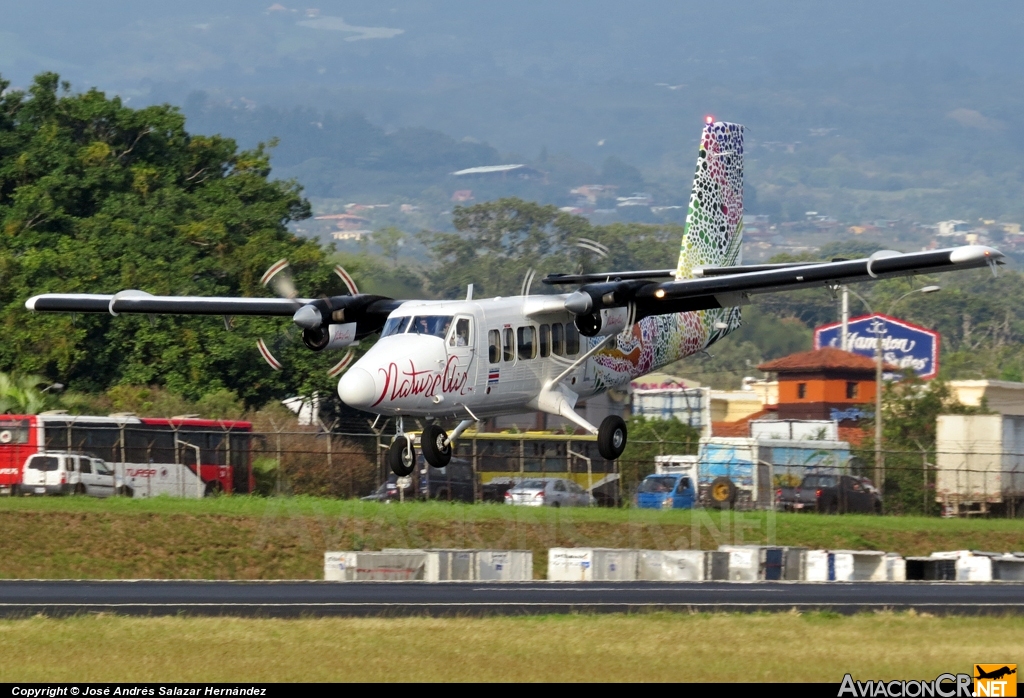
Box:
388 417 416 477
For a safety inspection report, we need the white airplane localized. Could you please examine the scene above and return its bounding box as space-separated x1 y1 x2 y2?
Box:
26 119 1004 477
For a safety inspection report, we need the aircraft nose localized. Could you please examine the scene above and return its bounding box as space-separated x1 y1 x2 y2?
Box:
338 367 377 408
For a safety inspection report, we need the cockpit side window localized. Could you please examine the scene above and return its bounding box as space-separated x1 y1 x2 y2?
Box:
381 316 411 338
449 317 472 347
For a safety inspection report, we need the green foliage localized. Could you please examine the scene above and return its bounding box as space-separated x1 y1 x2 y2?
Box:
620 416 700 499
0 372 56 414
420 197 684 299
0 72 348 407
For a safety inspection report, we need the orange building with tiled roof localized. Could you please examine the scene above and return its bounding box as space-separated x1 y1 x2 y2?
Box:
757 347 896 425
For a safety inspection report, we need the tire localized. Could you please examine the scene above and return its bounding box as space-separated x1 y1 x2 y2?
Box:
597 416 627 460
9 484 18 497
421 423 452 468
388 437 415 477
205 481 223 497
74 483 86 496
552 501 561 508
708 477 737 509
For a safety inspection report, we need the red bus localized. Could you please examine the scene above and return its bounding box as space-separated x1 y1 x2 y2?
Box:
0 414 253 497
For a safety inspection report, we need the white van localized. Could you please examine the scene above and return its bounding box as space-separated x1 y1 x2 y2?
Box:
20 452 119 497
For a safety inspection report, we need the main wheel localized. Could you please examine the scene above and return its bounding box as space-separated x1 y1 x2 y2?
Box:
709 477 737 509
388 437 415 477
597 416 627 460
421 423 452 468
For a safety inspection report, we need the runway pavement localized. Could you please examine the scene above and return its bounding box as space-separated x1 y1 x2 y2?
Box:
1 580 1023 616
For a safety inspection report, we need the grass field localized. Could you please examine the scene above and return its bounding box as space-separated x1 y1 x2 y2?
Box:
0 612 1018 682
1 496 1022 579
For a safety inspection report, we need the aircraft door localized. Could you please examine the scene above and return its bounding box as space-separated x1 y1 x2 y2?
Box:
444 315 477 402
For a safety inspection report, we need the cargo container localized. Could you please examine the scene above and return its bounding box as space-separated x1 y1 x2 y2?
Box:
936 415 1024 516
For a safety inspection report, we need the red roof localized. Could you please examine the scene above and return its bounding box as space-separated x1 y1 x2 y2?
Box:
758 347 897 373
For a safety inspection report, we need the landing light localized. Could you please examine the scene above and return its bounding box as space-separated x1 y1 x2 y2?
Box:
705 115 714 124
654 289 666 299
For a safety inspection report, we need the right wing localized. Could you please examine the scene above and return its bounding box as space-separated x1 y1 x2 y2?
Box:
544 245 1002 326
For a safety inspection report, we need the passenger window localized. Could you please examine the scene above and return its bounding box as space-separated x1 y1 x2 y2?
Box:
488 330 501 363
80 459 92 474
554 480 566 492
551 323 564 356
565 323 580 355
517 326 536 360
503 328 515 362
450 317 471 347
539 324 550 358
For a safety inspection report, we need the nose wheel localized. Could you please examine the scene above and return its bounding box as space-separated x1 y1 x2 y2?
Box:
421 423 453 468
597 416 628 460
388 436 416 477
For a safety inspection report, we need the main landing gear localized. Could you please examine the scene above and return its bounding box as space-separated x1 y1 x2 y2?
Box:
597 415 628 461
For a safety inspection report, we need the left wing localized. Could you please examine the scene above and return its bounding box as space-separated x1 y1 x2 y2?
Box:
542 245 1002 334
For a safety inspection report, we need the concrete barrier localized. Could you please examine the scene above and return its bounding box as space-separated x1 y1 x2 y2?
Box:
324 552 427 581
804 550 898 581
548 548 638 581
719 545 806 581
378 548 533 581
639 550 730 581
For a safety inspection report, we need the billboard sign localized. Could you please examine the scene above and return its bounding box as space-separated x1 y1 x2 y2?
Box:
814 313 940 380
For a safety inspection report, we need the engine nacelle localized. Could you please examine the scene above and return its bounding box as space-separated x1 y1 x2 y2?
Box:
301 322 358 352
574 307 630 337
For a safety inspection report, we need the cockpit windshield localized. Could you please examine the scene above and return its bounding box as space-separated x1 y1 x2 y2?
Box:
380 315 453 339
410 316 453 338
380 316 411 338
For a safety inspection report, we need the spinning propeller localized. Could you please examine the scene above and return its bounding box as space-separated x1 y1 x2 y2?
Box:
256 259 362 378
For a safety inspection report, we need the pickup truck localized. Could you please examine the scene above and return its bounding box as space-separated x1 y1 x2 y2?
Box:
776 474 881 514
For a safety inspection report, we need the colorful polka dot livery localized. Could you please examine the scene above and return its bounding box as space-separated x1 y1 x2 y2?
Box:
590 121 744 390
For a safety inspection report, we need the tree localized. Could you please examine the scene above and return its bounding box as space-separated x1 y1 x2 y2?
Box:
0 72 344 407
370 226 405 267
0 372 55 414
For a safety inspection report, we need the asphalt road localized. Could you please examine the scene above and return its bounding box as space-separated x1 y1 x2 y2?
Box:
1 580 1023 617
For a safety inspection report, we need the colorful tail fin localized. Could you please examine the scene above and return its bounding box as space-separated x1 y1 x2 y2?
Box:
675 120 744 280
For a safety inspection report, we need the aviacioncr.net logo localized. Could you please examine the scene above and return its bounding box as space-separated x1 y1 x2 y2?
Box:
839 673 973 697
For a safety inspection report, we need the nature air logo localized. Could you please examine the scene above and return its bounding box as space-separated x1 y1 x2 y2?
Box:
974 665 1017 697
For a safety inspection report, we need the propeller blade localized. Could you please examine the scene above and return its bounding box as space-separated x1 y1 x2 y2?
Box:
334 265 359 296
520 268 536 297
327 349 356 378
261 259 298 300
257 338 284 371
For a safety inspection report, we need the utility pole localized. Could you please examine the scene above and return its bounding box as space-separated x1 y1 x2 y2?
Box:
841 287 850 351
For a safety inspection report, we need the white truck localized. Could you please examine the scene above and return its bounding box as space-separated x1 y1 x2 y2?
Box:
20 452 121 497
936 414 1024 516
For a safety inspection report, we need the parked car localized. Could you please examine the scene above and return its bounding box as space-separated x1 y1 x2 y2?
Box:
20 452 119 497
636 473 696 510
417 457 475 502
776 474 881 514
360 473 415 503
481 477 519 503
505 478 593 507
